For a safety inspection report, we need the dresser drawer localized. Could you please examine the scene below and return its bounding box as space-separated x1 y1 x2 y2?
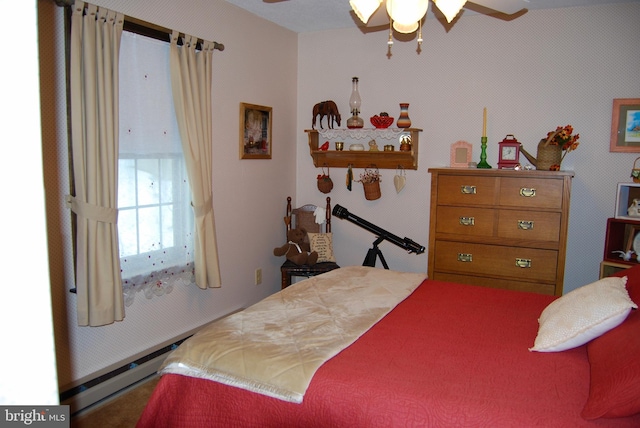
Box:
497 210 561 242
498 177 563 209
432 272 556 295
434 241 558 282
436 175 497 206
435 206 495 237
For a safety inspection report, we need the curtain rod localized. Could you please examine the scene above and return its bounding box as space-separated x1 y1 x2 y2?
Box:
55 0 224 51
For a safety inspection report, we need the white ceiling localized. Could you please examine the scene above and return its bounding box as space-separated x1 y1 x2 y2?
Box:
224 0 638 33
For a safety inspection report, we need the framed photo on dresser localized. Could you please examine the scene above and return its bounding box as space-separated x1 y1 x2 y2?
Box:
450 141 472 168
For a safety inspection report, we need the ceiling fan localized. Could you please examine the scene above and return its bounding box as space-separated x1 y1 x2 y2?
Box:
357 0 528 31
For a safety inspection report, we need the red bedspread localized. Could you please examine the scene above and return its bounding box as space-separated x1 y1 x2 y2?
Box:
137 279 640 427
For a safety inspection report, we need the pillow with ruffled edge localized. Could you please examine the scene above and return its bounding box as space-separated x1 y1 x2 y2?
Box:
581 266 640 420
307 232 335 263
529 276 636 352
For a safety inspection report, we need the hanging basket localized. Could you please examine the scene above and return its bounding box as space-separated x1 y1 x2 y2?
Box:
363 181 381 200
632 157 640 183
317 165 333 193
358 166 381 200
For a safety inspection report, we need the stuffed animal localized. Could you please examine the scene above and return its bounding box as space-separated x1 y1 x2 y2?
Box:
273 227 319 266
629 199 640 217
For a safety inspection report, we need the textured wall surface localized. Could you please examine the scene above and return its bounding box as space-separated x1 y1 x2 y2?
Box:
297 2 640 294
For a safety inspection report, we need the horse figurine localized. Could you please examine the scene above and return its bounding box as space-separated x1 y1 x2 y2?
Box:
312 100 341 130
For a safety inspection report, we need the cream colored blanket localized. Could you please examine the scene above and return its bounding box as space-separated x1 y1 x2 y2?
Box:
159 266 426 403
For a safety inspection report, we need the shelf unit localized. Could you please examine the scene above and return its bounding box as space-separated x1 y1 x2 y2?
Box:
603 217 640 265
305 128 421 170
600 261 630 279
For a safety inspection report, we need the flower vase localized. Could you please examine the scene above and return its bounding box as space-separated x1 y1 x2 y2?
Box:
397 103 411 128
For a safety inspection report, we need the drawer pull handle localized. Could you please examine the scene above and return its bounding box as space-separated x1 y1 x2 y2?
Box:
516 258 532 268
457 253 473 262
460 185 477 194
520 187 536 197
459 216 475 226
518 220 534 230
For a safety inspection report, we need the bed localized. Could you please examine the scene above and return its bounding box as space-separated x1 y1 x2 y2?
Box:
137 265 640 427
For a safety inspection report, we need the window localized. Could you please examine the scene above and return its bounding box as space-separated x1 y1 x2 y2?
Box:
118 31 194 305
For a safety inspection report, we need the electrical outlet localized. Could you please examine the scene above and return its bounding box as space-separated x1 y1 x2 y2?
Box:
255 268 262 285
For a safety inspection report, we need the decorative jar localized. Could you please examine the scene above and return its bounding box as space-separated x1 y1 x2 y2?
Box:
397 103 411 128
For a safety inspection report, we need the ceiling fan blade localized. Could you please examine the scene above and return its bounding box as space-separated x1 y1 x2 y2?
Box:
465 2 528 21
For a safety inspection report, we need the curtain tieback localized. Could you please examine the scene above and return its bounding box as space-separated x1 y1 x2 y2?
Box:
66 195 118 224
192 195 213 218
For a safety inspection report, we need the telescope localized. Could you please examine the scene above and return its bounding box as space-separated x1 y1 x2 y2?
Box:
332 204 425 269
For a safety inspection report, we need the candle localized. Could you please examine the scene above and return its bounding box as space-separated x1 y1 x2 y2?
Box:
482 107 487 138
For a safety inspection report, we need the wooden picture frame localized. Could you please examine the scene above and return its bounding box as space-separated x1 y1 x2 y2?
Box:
450 140 472 168
240 103 272 159
610 98 640 152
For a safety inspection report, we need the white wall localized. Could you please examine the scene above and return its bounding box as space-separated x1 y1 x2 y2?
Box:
38 0 298 388
296 2 640 294
0 0 59 405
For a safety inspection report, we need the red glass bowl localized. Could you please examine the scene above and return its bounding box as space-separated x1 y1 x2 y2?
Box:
370 116 394 129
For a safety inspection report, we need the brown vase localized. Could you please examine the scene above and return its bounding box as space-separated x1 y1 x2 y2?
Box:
397 103 411 128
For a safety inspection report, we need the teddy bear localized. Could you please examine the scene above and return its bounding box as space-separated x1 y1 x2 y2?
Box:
273 227 318 266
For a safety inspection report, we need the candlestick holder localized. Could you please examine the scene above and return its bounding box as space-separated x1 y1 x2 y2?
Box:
477 137 492 169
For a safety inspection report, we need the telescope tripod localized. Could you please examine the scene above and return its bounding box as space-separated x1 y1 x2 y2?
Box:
363 236 389 269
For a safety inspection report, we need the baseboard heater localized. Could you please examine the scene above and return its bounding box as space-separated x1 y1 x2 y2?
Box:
60 308 243 415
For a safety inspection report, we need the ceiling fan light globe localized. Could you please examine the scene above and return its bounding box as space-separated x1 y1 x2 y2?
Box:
434 0 468 23
386 0 429 26
393 20 419 34
350 0 382 24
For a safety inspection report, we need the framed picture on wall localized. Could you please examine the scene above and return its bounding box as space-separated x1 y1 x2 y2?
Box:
240 102 272 159
610 98 640 152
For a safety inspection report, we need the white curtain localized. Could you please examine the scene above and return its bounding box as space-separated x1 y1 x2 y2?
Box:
118 31 195 306
68 2 125 326
169 31 222 289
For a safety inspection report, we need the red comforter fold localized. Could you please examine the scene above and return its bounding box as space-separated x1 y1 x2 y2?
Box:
137 279 640 427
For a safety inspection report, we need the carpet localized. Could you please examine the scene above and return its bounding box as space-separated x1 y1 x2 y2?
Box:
71 375 160 428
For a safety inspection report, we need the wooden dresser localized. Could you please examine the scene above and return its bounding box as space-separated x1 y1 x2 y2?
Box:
427 168 573 296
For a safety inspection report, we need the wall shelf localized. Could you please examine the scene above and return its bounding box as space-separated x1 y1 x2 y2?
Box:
306 128 421 170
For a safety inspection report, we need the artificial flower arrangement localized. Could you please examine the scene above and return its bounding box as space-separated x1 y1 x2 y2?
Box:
355 168 382 183
356 167 382 200
546 124 580 162
631 157 640 182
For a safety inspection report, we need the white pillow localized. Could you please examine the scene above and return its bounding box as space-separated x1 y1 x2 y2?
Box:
530 276 637 352
307 232 335 263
